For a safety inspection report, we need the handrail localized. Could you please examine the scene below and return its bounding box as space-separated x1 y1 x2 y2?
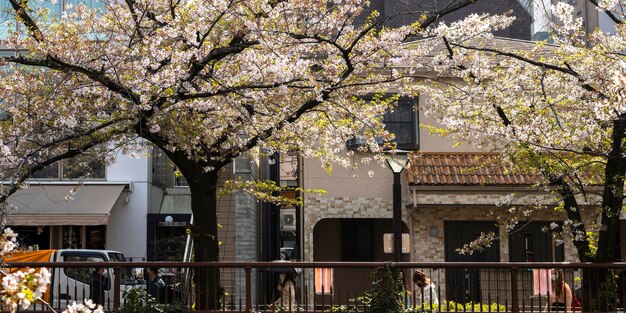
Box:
6 261 626 269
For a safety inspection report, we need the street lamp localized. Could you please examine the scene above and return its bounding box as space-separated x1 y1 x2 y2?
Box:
384 150 410 262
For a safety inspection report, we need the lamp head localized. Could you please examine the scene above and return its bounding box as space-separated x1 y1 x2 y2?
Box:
384 150 410 173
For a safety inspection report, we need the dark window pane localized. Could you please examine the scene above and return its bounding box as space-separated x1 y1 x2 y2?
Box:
63 254 106 285
11 226 50 250
0 3 16 40
63 155 105 179
341 219 373 261
508 221 564 262
385 123 413 145
62 226 82 249
383 100 413 123
31 163 60 179
86 226 106 249
382 97 418 149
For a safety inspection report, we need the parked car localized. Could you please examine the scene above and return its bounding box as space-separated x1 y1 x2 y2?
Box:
4 249 143 310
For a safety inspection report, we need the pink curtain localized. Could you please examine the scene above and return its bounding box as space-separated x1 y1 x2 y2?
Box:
533 269 552 295
315 268 333 294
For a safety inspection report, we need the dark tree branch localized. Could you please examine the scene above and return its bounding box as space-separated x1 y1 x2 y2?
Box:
587 0 623 24
4 55 141 105
184 35 260 83
123 0 145 43
0 125 130 204
449 41 608 99
420 0 478 30
7 0 44 42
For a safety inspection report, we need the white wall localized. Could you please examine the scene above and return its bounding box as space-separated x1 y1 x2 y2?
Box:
106 152 150 261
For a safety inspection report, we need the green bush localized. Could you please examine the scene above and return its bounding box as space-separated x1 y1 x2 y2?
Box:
406 300 506 313
112 288 185 313
362 263 405 313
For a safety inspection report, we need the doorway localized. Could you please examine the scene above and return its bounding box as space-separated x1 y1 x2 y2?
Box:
444 221 500 303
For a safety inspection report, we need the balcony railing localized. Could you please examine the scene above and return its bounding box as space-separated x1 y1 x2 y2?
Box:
5 261 626 313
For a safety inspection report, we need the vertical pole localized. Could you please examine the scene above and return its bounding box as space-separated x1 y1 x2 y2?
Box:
393 171 402 262
510 267 519 313
114 266 121 309
246 267 252 313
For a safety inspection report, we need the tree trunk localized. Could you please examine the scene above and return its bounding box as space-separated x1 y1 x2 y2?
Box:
150 143 224 310
187 171 221 310
581 116 626 312
580 268 617 312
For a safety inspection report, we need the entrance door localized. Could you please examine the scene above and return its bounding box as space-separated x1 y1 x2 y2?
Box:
508 221 564 262
445 221 500 303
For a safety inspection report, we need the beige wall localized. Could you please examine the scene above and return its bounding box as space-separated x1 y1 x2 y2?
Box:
418 94 480 153
302 156 397 199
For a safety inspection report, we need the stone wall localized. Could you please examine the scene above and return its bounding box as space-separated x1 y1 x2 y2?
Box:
304 190 581 263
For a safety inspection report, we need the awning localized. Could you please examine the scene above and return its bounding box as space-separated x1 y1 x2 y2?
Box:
5 184 125 226
159 194 191 214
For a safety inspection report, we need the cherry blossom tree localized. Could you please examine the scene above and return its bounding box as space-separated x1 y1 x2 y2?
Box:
0 0 480 308
423 0 626 310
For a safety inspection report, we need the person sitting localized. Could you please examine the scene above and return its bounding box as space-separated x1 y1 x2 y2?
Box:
413 270 439 306
545 269 572 312
273 272 297 311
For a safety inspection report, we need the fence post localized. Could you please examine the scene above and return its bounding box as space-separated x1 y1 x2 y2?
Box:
114 266 121 309
510 267 519 313
246 267 252 313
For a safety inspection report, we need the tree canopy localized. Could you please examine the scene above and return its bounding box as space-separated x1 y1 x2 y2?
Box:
422 1 626 310
0 0 478 308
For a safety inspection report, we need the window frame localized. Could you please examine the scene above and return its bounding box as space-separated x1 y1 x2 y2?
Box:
381 96 419 150
348 94 419 151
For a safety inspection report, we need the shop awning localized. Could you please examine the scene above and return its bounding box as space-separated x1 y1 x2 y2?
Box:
5 184 126 226
159 194 192 214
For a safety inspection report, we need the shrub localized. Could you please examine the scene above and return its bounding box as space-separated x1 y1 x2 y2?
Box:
113 288 185 313
406 301 506 313
362 263 405 313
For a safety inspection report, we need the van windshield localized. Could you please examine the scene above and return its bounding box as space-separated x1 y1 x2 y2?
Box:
108 252 135 285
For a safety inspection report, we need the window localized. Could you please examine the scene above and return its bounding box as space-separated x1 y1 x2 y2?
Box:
30 154 105 180
347 95 419 151
152 146 188 188
62 225 82 249
0 0 106 40
382 97 419 150
86 226 106 249
63 253 107 285
341 219 373 261
62 153 106 179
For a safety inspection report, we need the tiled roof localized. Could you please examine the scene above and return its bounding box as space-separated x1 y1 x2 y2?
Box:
281 189 298 199
407 152 543 186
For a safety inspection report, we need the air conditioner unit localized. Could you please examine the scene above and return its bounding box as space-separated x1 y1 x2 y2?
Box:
346 137 367 150
280 209 297 231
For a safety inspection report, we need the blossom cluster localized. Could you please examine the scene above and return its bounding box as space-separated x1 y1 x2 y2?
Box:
0 228 52 313
62 300 104 313
0 268 51 312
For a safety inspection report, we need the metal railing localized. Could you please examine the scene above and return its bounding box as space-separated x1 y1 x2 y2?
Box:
5 261 626 313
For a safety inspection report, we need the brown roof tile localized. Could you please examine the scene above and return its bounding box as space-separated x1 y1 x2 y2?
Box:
406 153 542 186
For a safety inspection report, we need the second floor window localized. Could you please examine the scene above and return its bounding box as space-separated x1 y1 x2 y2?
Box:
0 0 106 40
347 96 419 151
152 147 188 188
383 97 419 150
30 153 105 180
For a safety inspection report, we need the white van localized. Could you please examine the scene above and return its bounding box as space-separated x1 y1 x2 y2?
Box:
6 249 142 310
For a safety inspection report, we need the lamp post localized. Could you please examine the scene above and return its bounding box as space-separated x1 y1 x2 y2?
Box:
385 150 410 262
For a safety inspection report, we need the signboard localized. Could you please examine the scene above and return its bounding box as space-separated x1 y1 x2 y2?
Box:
383 233 410 254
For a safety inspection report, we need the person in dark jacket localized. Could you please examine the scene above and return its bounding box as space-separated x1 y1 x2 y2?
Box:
147 267 166 303
90 267 110 306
